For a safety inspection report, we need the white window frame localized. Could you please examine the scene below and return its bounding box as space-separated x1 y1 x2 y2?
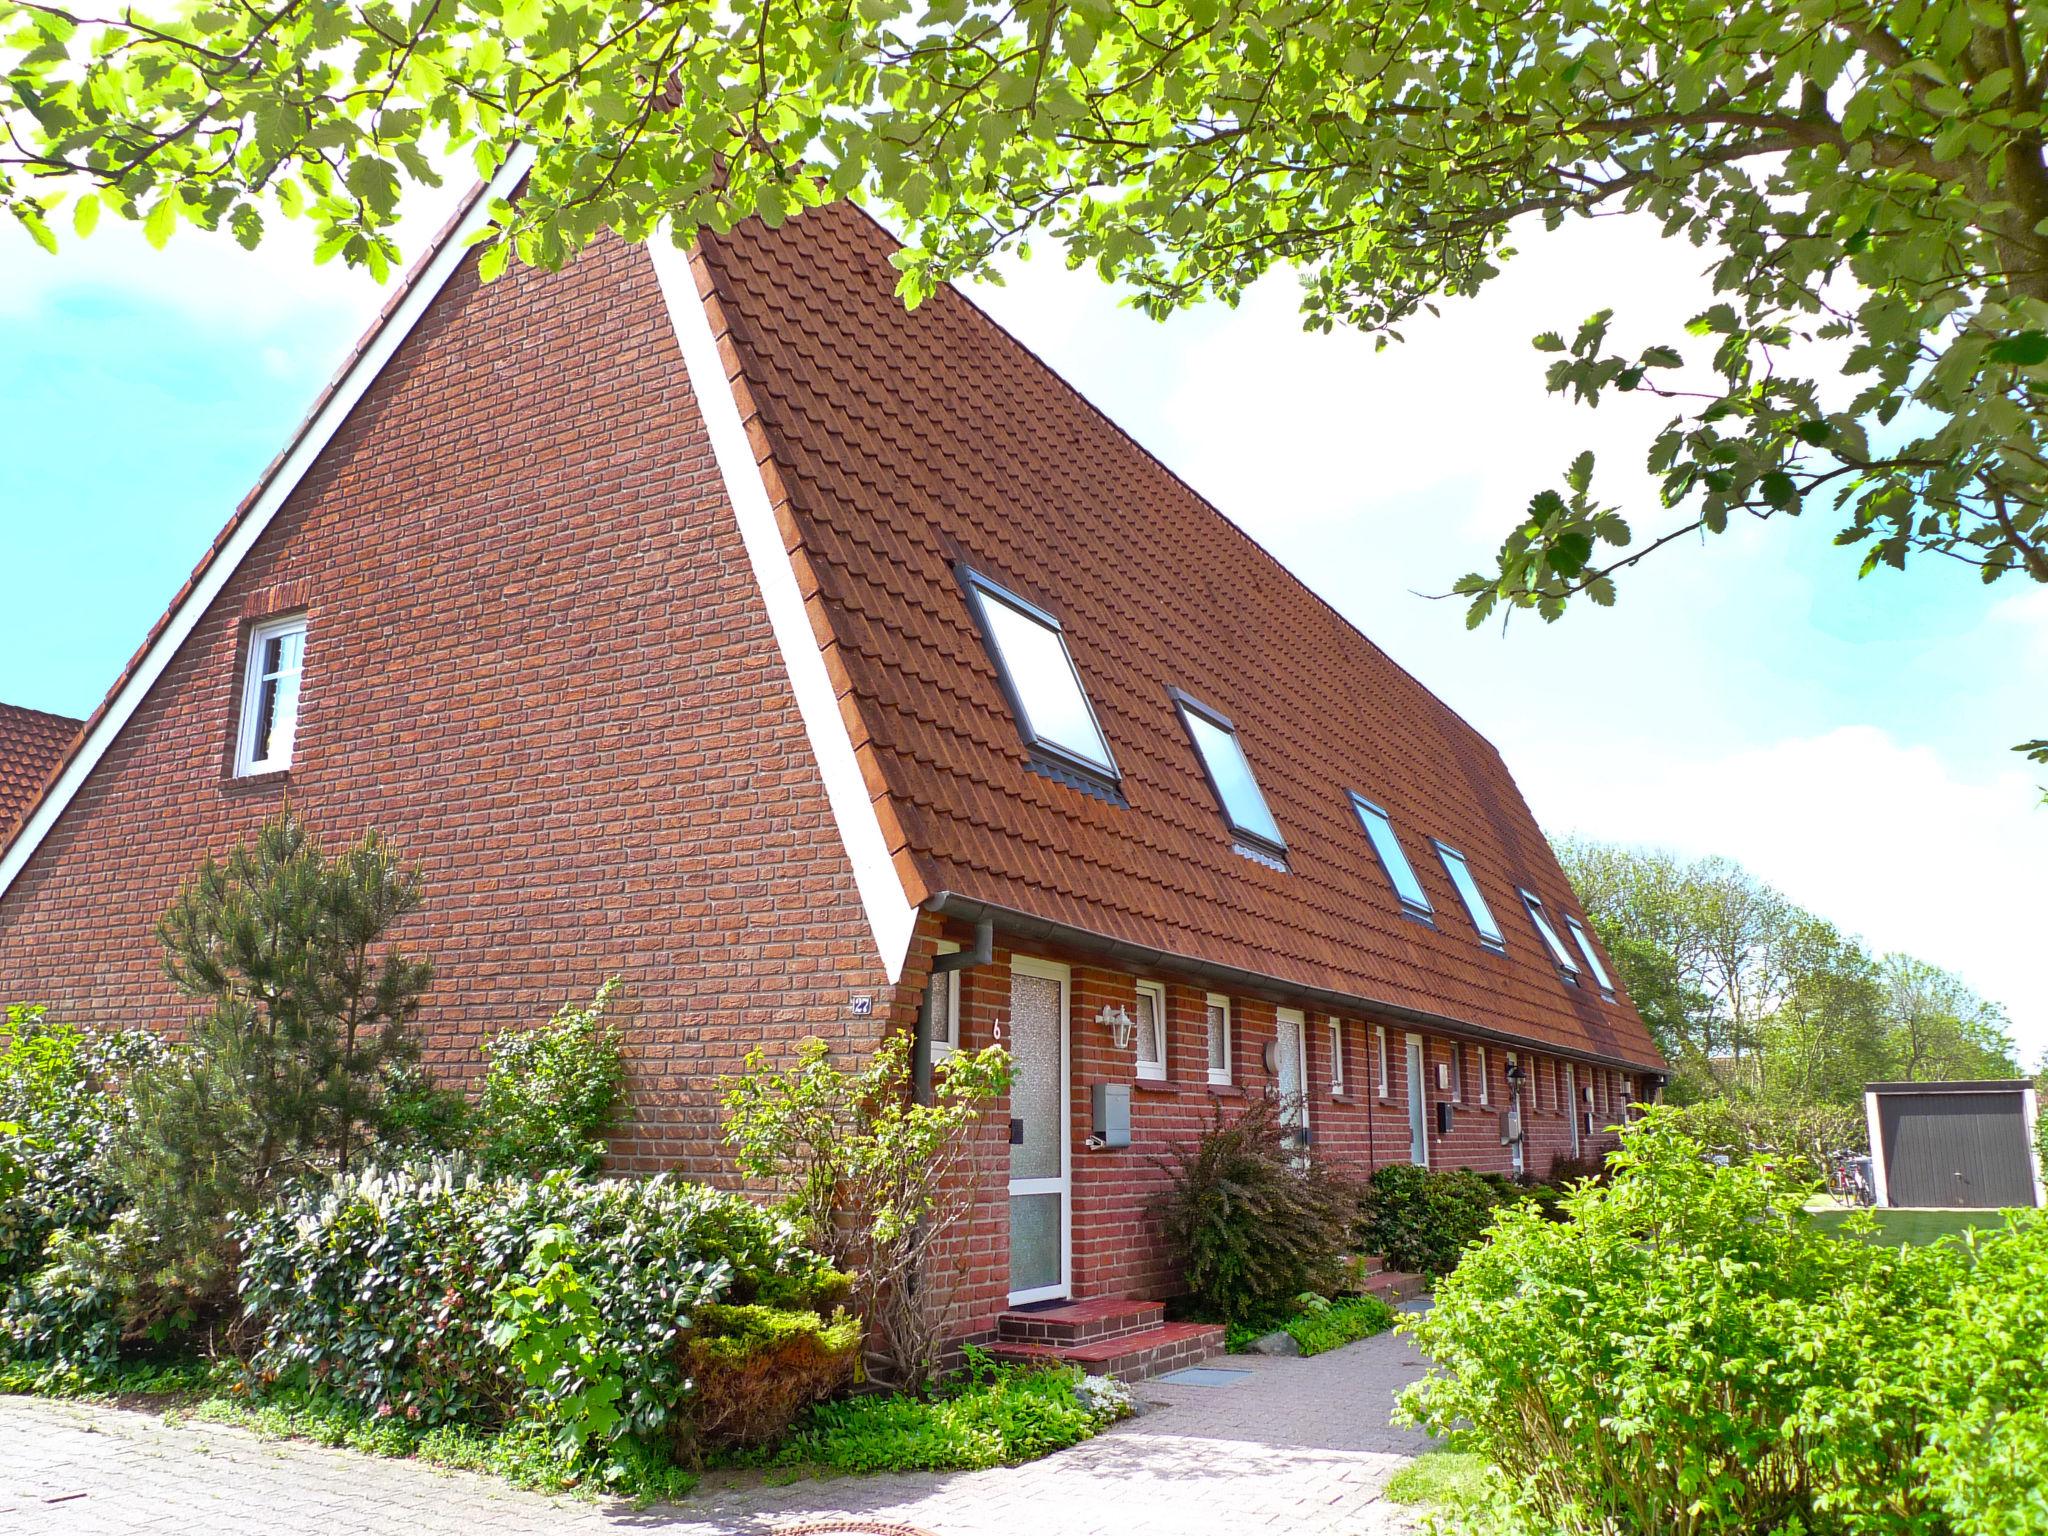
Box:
1327 1017 1345 1097
235 613 308 776
1476 1045 1490 1106
1375 1024 1389 1097
1134 979 1168 1083
1450 1041 1465 1101
928 939 962 1060
1205 993 1233 1085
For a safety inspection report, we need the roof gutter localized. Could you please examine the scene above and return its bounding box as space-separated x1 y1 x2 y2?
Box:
923 891 1666 1080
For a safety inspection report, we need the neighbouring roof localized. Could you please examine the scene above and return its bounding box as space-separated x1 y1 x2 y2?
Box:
0 703 80 838
696 203 1665 1071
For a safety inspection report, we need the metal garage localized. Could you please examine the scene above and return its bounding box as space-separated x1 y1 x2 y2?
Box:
1864 1080 2045 1209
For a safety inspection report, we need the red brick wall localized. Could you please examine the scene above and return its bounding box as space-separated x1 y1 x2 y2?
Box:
0 237 909 1177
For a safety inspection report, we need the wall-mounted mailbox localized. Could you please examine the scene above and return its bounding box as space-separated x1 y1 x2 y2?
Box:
1500 1108 1522 1146
1092 1083 1132 1148
1435 1099 1454 1136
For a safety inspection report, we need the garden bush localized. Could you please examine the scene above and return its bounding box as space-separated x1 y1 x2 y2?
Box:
1356 1163 1512 1278
237 1160 847 1442
1153 1094 1360 1323
475 980 628 1177
676 1303 860 1456
1396 1110 2022 1536
1282 1293 1395 1356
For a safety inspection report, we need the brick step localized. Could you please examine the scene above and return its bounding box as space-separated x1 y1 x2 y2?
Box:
988 1321 1225 1382
1359 1268 1428 1303
997 1296 1166 1346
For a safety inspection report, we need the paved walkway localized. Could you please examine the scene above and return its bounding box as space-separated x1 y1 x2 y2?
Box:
0 1328 1438 1536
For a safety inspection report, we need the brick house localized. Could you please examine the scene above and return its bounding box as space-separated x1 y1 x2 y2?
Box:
0 150 1663 1370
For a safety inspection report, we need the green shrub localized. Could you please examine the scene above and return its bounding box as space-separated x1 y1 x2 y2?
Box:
1357 1163 1511 1278
1153 1095 1360 1323
765 1356 1127 1473
236 1160 846 1443
677 1303 860 1456
475 980 627 1177
1398 1110 1953 1535
1283 1294 1394 1356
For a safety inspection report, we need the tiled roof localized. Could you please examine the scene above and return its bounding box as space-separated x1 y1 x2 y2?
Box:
0 703 80 838
696 203 1665 1071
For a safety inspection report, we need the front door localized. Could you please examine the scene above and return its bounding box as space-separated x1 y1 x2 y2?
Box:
1274 1008 1309 1152
1007 957 1071 1304
1405 1034 1429 1166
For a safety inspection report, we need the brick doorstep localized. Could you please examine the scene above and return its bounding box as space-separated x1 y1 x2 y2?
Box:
997 1297 1166 1345
988 1320 1225 1382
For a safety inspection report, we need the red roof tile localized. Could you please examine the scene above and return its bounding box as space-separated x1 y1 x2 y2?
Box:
0 703 80 840
696 205 1664 1071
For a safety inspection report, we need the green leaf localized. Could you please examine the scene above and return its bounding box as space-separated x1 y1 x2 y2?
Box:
71 194 100 238
1985 331 2048 366
1546 532 1594 577
142 196 178 250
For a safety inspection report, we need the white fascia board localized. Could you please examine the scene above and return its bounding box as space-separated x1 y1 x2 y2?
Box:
0 146 537 904
645 235 918 984
1864 1090 1890 1208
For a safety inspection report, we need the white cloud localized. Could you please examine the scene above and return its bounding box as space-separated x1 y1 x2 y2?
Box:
1518 725 2048 1061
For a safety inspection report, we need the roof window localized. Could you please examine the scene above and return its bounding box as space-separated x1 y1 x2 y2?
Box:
959 566 1119 792
1350 795 1431 918
1518 888 1582 981
1172 691 1285 859
1435 842 1505 950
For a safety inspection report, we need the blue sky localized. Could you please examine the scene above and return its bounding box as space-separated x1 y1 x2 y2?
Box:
3 199 2043 1058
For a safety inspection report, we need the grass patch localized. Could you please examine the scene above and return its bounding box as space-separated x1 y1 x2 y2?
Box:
1221 1294 1396 1356
1803 1200 2027 1248
0 1354 239 1402
1386 1448 1490 1506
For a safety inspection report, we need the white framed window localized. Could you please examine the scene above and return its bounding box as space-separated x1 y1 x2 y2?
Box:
929 939 962 1059
1173 691 1286 857
958 565 1119 788
1518 888 1583 979
1134 980 1168 1082
235 614 307 775
1477 1045 1490 1106
1374 1024 1389 1096
1205 993 1232 1085
1564 916 1617 999
1450 1041 1465 1101
1435 842 1505 950
1350 795 1432 917
1327 1018 1345 1096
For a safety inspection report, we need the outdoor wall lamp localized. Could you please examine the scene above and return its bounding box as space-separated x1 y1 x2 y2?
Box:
1096 1004 1137 1051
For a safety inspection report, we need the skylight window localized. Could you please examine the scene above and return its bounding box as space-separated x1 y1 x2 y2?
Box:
1172 691 1285 856
1518 889 1582 980
1565 916 1617 998
958 567 1118 788
1350 796 1431 916
1435 842 1504 950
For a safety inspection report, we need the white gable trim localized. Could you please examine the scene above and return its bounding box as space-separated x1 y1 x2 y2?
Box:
0 147 537 903
645 236 919 983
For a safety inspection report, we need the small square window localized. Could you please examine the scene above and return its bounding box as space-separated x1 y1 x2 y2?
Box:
1476 1045 1490 1106
236 614 307 776
1327 1018 1345 1097
1135 980 1167 1082
929 940 962 1060
1518 889 1582 980
1374 1024 1389 1097
1172 691 1285 858
1435 842 1504 950
1350 795 1431 916
958 566 1119 791
1564 916 1617 999
1205 993 1232 1085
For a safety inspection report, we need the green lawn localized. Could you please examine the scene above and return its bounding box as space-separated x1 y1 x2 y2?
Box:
1802 1198 2027 1247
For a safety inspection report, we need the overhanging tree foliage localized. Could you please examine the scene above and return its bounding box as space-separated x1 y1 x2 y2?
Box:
3 0 2044 750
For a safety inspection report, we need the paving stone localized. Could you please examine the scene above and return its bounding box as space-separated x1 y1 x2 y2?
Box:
1 1330 1438 1536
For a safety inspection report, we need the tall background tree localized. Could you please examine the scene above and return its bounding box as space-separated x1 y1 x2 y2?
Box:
2 0 2044 762
1554 835 2021 1116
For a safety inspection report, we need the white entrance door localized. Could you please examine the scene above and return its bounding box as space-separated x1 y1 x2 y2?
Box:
1565 1063 1581 1158
1507 1052 1526 1178
1008 957 1071 1304
1274 1008 1309 1151
1405 1034 1429 1167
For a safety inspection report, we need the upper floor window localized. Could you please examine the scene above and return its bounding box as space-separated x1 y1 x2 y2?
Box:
1349 796 1431 917
1205 993 1233 1085
1173 691 1285 858
1435 842 1504 950
236 615 306 775
1135 980 1168 1082
1565 916 1617 999
958 566 1119 789
1518 888 1582 981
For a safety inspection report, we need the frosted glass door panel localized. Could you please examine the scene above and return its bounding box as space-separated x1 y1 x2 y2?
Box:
1009 971 1063 1182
